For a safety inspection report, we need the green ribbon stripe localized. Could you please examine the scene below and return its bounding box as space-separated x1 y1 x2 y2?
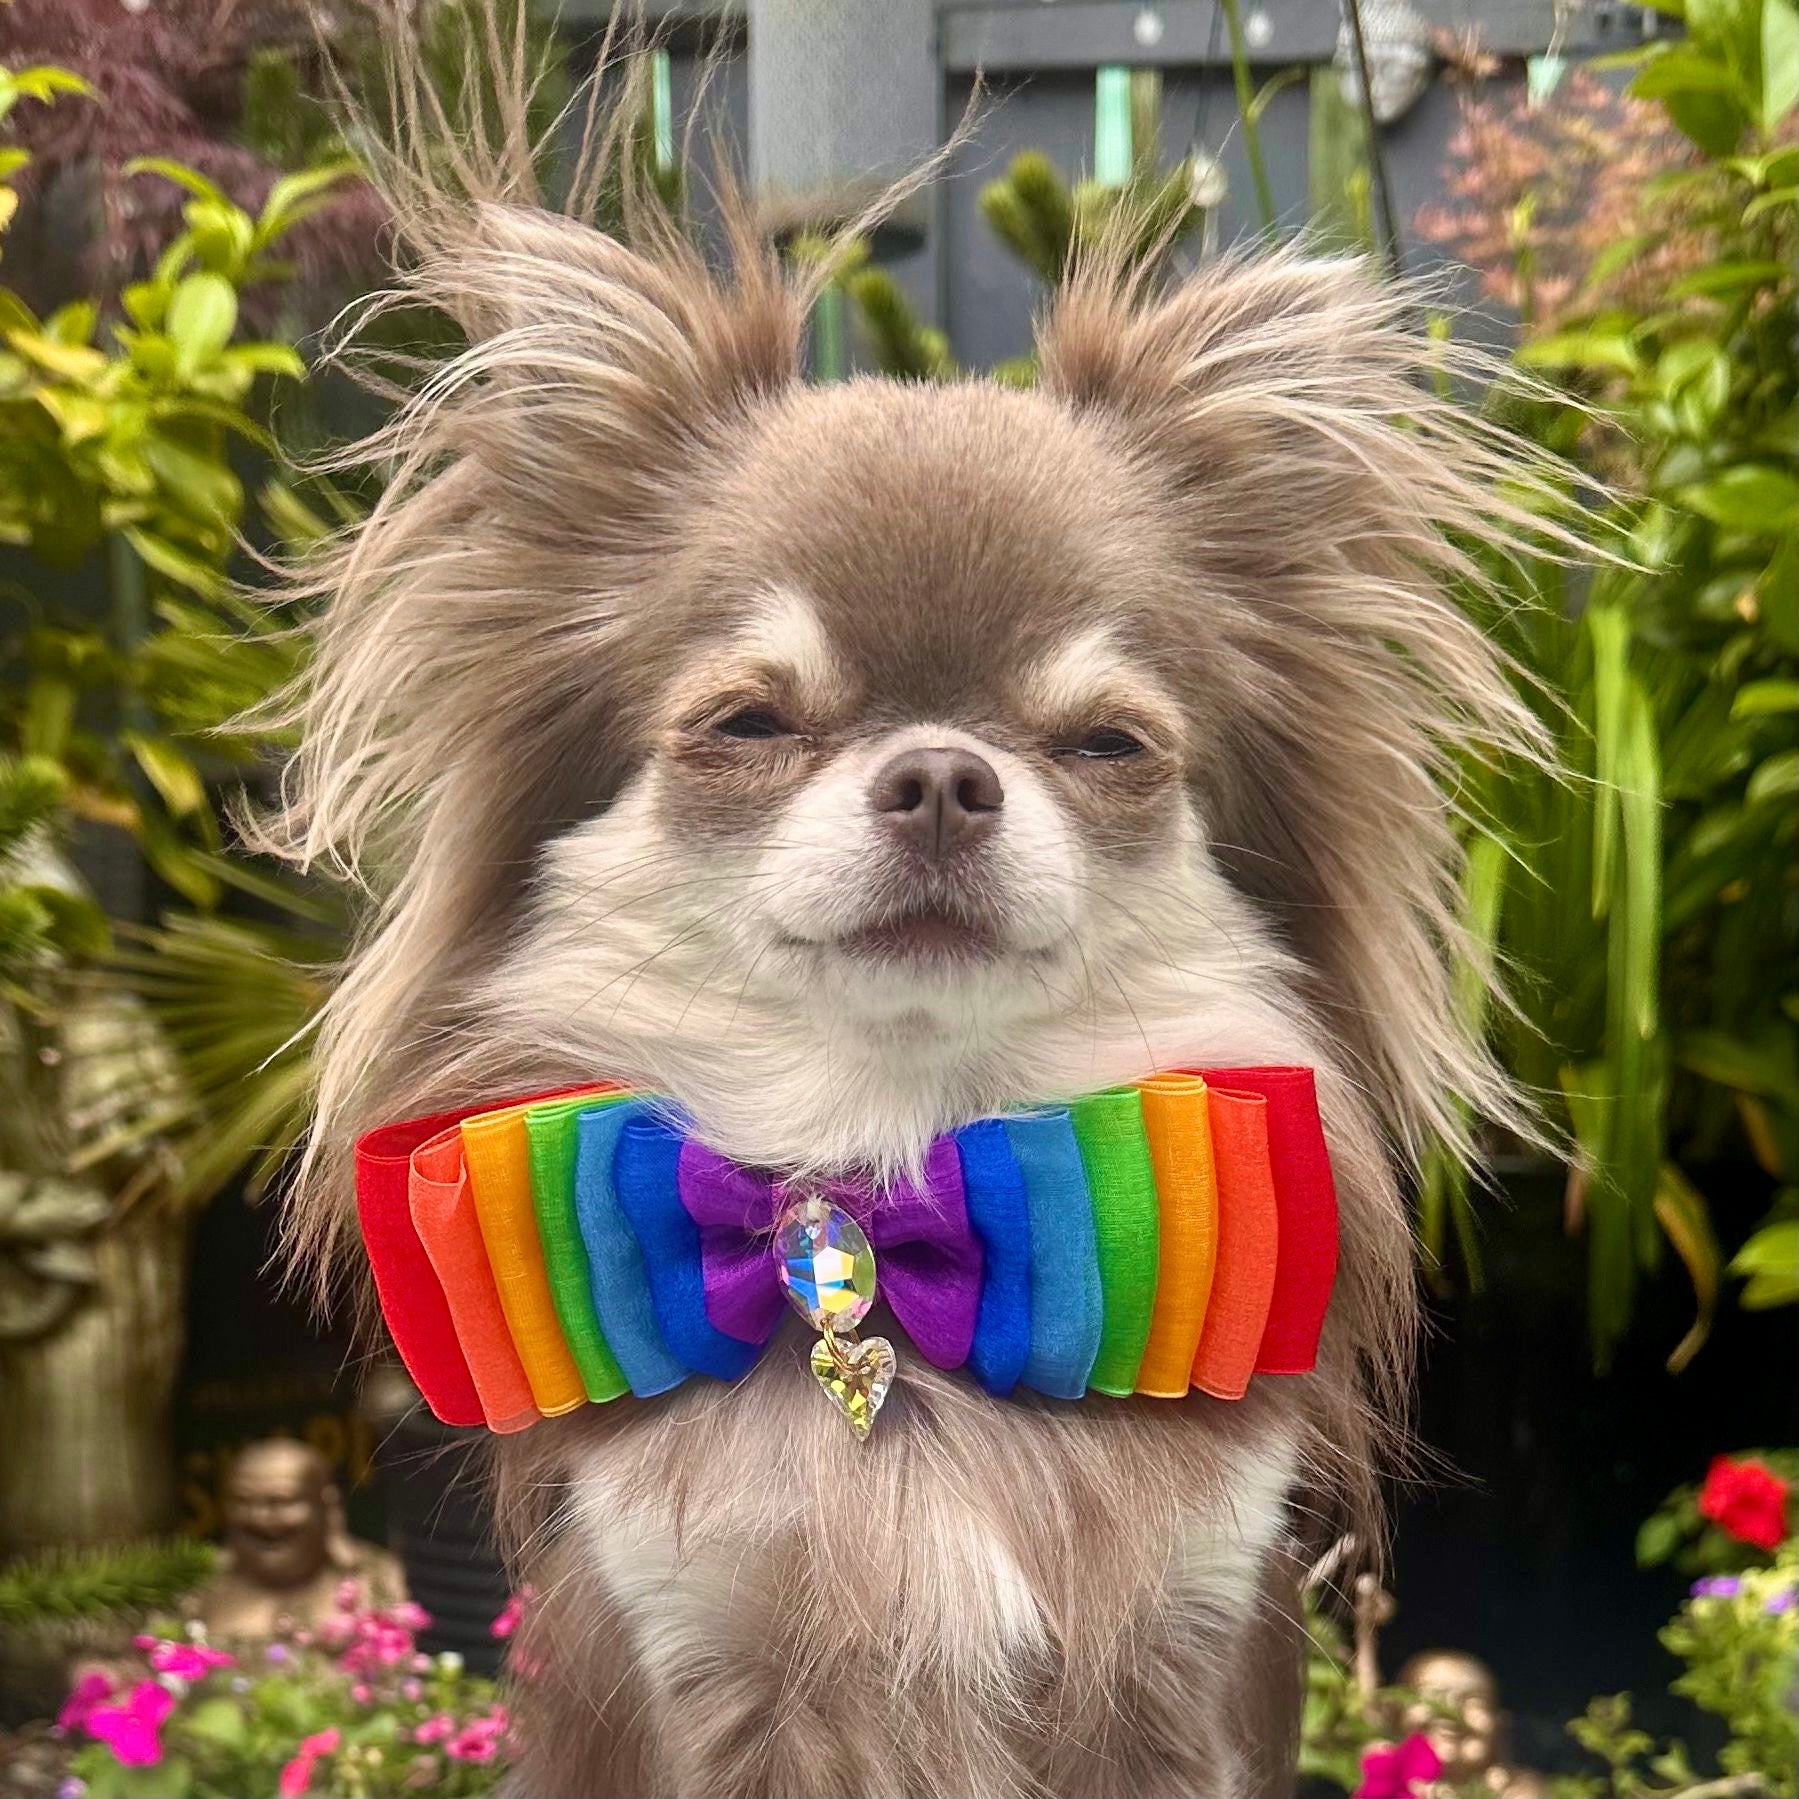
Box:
525 1094 630 1402
1069 1087 1162 1395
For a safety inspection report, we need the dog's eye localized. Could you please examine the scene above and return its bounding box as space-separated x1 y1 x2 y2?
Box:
713 707 792 741
1059 727 1145 760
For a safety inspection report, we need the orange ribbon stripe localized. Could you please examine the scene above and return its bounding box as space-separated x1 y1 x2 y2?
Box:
1133 1075 1219 1397
1190 1086 1279 1400
409 1128 540 1433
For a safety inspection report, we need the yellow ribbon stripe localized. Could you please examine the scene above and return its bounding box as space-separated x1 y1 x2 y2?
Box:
461 1107 587 1417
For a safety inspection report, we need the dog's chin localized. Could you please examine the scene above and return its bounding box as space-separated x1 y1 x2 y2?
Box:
772 913 1072 1041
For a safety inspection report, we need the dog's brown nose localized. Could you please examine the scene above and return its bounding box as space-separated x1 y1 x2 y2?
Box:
869 747 1004 859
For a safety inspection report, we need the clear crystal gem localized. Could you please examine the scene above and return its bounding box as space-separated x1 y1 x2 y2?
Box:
809 1333 896 1441
774 1196 876 1329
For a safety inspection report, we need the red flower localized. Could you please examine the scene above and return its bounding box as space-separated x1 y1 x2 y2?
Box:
1356 1732 1443 1799
1698 1456 1790 1553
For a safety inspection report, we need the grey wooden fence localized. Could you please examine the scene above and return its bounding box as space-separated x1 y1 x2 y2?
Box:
560 0 1668 366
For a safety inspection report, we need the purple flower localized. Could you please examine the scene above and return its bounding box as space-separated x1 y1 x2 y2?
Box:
1765 1587 1796 1615
265 1642 292 1664
1690 1575 1742 1599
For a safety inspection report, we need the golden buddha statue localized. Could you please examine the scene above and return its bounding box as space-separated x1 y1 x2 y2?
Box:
1394 1648 1549 1799
191 1438 406 1642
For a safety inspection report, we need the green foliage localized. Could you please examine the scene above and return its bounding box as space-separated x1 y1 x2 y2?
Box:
1301 1457 1798 1797
1298 1601 1399 1790
0 68 345 1224
65 1603 508 1799
978 147 1208 288
0 753 108 988
0 61 92 247
0 1538 215 1627
1559 1545 1798 1797
0 155 343 909
1429 0 1799 1365
109 864 339 1206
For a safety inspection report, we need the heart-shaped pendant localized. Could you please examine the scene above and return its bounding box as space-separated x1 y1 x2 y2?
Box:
809 1331 897 1441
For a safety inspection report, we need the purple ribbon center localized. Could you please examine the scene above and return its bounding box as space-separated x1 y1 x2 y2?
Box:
676 1136 982 1370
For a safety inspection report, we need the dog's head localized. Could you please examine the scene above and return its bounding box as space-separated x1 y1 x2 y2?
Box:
266 184 1549 1333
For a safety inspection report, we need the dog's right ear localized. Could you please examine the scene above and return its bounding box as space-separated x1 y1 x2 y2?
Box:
397 202 805 561
256 200 805 882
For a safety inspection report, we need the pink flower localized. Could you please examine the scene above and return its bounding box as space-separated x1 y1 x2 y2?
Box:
413 1714 456 1745
334 1605 421 1675
84 1681 175 1767
55 1672 115 1734
445 1726 499 1764
277 1727 342 1798
1356 1733 1443 1799
490 1586 534 1639
390 1601 432 1633
444 1706 510 1765
134 1636 234 1680
401 1678 423 1701
351 1682 373 1703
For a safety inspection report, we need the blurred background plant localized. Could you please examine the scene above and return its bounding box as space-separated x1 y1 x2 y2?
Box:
0 28 348 1555
1417 0 1799 1369
1297 1452 1796 1799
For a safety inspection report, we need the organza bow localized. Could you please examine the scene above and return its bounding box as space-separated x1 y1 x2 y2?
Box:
612 1116 984 1377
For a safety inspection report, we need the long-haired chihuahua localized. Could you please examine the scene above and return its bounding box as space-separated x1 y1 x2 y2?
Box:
261 18 1567 1795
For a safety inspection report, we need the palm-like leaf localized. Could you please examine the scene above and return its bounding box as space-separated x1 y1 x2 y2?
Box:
110 859 338 1206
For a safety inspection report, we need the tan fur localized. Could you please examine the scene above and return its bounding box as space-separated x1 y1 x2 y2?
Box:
253 14 1580 1794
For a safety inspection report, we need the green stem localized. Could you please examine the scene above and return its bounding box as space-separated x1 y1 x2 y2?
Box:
1342 0 1405 277
107 530 152 740
1218 0 1278 238
812 284 846 383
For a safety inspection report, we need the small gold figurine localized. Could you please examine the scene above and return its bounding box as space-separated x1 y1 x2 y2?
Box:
1331 1551 1546 1799
1394 1650 1549 1798
190 1439 405 1642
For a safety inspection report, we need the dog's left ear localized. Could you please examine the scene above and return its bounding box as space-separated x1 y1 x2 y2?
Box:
1038 251 1551 1162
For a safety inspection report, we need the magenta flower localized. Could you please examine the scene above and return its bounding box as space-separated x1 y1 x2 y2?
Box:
491 1584 535 1639
413 1714 456 1745
134 1635 235 1680
445 1725 499 1764
444 1706 510 1764
55 1672 115 1734
84 1681 175 1767
1355 1732 1443 1799
390 1601 433 1633
277 1726 342 1798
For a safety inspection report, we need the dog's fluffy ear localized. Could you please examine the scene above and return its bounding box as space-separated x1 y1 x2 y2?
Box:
1037 251 1562 1165
260 203 803 882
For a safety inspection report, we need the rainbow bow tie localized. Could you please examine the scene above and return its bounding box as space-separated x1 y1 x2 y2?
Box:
354 1070 1339 1440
